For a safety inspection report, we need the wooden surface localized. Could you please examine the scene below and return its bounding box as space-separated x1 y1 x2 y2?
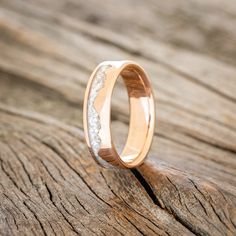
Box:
0 0 236 235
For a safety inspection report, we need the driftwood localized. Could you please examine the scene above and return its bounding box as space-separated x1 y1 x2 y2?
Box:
0 0 236 235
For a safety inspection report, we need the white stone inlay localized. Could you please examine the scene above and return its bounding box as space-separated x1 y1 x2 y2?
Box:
87 65 111 159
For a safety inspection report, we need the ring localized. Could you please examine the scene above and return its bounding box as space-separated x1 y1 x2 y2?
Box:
83 60 155 168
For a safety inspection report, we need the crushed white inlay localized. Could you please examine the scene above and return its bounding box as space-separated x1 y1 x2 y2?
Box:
87 65 111 159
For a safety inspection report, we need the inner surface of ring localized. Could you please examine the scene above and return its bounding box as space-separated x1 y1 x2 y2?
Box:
119 66 152 164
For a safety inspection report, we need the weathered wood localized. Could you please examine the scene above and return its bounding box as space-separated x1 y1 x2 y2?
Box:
0 0 236 235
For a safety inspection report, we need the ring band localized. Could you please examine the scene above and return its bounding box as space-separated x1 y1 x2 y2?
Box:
83 60 155 168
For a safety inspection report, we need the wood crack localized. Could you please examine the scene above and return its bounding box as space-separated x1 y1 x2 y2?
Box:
131 169 161 207
22 200 47 236
132 169 206 236
40 139 112 208
43 183 80 235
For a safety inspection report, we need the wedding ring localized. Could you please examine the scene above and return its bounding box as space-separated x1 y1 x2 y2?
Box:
83 60 155 168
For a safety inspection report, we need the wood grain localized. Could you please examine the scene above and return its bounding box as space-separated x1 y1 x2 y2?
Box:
0 0 236 235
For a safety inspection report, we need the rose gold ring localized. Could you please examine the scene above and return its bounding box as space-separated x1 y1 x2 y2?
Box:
83 60 155 168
